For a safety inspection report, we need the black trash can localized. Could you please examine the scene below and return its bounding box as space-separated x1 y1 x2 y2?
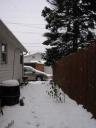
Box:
0 80 20 106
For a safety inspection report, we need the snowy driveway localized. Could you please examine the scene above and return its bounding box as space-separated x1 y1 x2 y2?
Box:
0 81 96 128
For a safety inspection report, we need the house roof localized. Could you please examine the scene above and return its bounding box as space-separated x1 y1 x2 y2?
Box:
24 52 45 64
0 20 27 53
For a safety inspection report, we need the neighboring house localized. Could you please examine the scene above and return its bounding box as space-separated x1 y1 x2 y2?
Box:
24 52 53 74
24 52 44 63
0 20 27 83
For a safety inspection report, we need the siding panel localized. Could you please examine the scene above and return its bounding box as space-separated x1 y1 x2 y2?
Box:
0 41 23 83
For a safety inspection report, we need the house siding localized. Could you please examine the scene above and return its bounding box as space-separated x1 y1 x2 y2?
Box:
0 38 23 83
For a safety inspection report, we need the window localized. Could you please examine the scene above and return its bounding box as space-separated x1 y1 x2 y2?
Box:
20 54 23 64
1 43 7 64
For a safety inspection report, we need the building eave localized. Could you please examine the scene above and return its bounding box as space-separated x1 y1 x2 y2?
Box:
0 19 28 53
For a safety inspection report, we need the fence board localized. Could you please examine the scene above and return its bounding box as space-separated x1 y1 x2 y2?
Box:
53 43 96 118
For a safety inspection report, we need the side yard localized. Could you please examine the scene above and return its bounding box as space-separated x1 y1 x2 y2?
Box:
0 81 96 128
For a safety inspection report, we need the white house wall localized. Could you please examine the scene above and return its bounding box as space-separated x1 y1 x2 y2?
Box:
0 42 23 83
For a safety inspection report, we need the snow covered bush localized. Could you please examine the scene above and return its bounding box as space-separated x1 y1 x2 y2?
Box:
5 120 14 128
47 80 65 103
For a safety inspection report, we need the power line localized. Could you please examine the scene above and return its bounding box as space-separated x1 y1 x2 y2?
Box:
5 21 45 27
3 21 47 35
23 42 42 44
23 43 44 45
24 45 44 46
23 44 46 46
26 45 44 48
7 23 45 30
13 31 44 34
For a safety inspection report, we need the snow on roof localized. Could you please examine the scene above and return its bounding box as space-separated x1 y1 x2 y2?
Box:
24 52 45 63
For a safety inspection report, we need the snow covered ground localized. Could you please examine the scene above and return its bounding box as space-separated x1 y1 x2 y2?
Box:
0 81 96 128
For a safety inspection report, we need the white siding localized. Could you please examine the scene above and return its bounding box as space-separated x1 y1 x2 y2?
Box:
0 42 23 83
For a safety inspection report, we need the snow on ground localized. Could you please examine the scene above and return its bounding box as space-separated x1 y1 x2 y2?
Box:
0 81 96 128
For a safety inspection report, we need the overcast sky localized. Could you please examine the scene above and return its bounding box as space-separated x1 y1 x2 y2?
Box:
0 0 49 54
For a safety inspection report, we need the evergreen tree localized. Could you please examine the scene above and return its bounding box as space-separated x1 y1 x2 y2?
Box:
42 0 96 65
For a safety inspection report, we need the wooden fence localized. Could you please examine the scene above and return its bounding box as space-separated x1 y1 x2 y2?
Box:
53 43 96 118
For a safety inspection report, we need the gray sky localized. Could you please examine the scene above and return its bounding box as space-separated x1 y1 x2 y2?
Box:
0 0 49 53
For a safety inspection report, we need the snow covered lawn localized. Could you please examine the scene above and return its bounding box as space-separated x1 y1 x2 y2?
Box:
0 81 96 128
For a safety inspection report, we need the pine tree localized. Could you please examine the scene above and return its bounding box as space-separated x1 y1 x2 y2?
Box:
42 0 96 65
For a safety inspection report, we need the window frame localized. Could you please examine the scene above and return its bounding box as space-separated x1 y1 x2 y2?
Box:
20 54 23 64
1 43 7 64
